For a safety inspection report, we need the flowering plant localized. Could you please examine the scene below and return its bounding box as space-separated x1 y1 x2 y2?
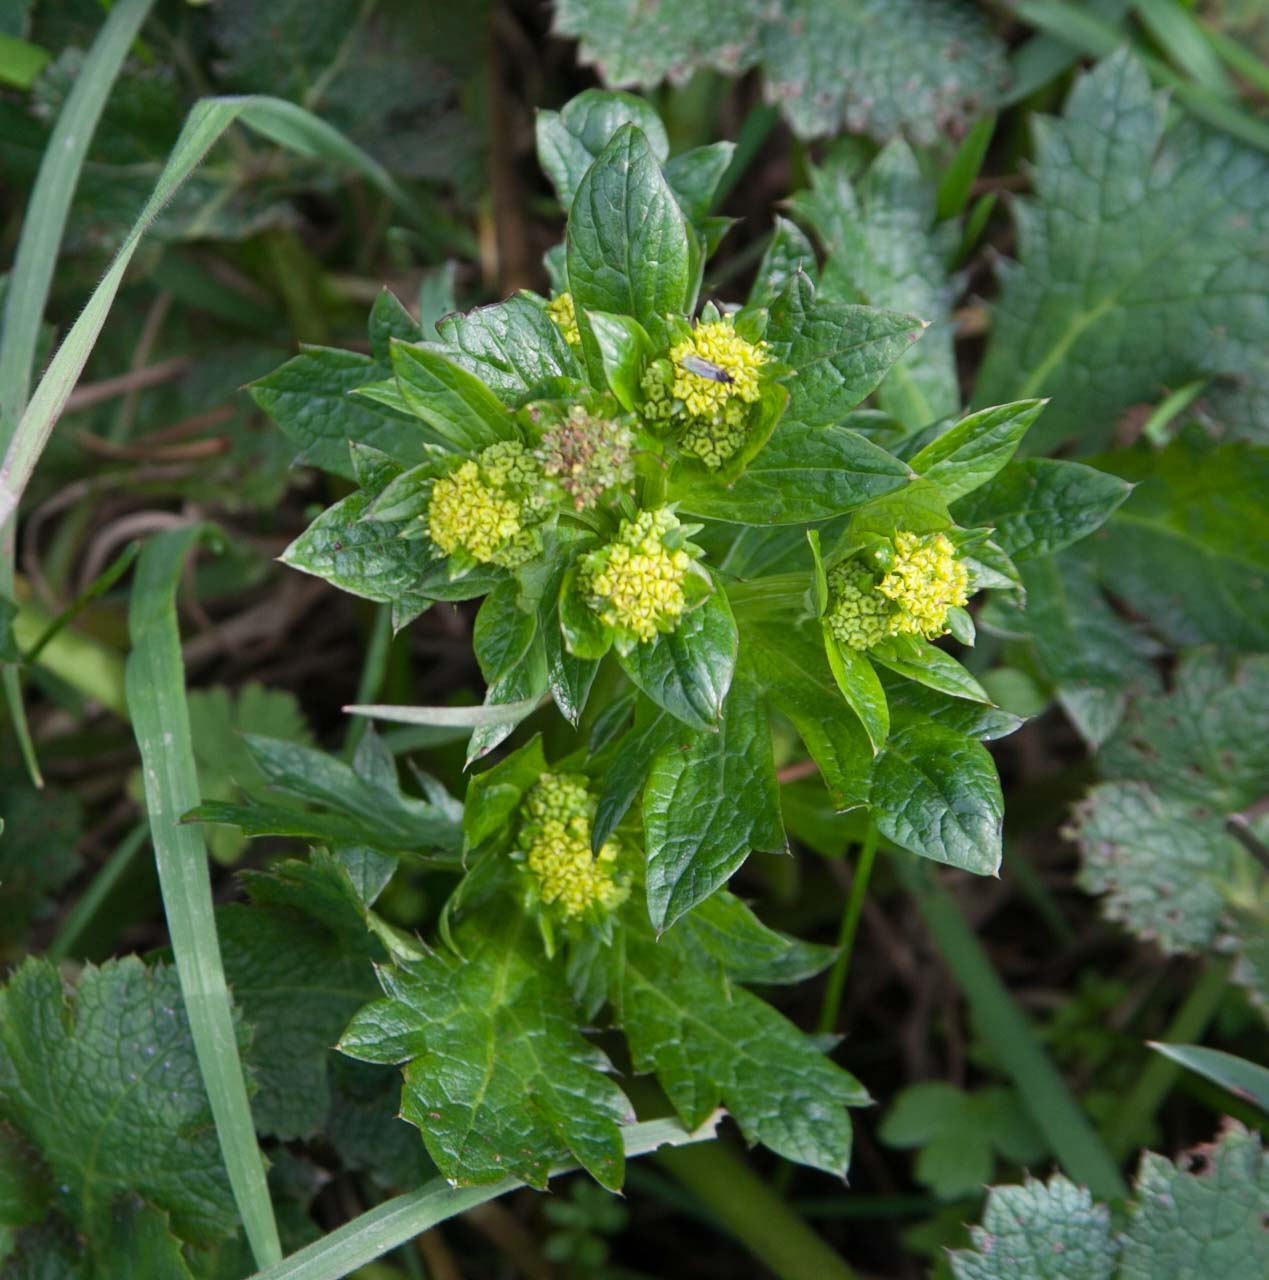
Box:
249 90 1130 1188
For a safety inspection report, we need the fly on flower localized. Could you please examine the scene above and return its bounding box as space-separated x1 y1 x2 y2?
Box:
677 354 735 385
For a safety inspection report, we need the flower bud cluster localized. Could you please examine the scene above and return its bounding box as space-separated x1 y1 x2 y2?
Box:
641 316 768 469
828 531 970 650
546 292 581 346
535 404 635 511
518 772 626 918
426 441 547 568
580 508 691 645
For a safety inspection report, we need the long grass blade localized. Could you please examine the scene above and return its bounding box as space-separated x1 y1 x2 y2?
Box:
126 526 282 1268
345 698 544 728
1149 1042 1269 1115
0 93 417 529
248 1114 722 1280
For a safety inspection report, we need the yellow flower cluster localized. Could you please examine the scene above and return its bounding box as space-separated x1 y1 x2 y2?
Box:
426 441 543 568
519 773 626 918
828 532 970 650
641 316 768 468
581 508 690 644
546 292 581 346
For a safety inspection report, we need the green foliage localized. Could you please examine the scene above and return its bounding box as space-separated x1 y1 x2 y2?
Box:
975 51 1269 452
879 1083 1046 1200
552 0 1008 144
0 771 80 952
952 1123 1269 1280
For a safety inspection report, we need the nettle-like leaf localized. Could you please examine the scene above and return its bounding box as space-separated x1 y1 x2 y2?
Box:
1070 651 1269 987
340 909 633 1190
792 141 960 431
951 1123 1269 1280
975 51 1269 452
0 959 236 1246
617 912 868 1178
552 0 1007 144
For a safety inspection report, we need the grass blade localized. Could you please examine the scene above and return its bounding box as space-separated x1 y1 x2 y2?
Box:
1148 1042 1269 1114
344 698 544 728
248 1114 722 1280
1134 0 1235 98
0 93 417 530
126 526 282 1268
894 853 1128 1201
46 821 149 964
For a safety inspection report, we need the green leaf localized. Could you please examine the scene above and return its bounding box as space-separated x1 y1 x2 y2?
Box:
618 922 867 1176
679 890 836 986
1087 437 1269 650
619 587 737 731
642 666 785 930
467 582 548 763
1119 1124 1269 1279
339 910 633 1190
908 400 1046 502
0 958 236 1245
249 346 433 480
870 710 1003 875
554 0 1007 144
1149 1045 1269 1116
792 142 961 430
747 216 817 309
432 293 583 404
879 1083 1045 1200
566 124 691 372
390 341 516 452
217 856 379 1142
870 636 990 704
823 632 889 753
673 421 912 525
0 1121 50 1228
280 465 438 617
592 702 691 851
950 458 1132 561
536 89 669 213
974 51 1269 452
746 619 872 812
980 553 1159 747
950 1173 1117 1280
765 274 924 429
585 310 652 411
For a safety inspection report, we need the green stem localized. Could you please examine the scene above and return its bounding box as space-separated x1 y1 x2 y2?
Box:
654 1139 854 1280
817 821 879 1034
46 822 149 964
1105 959 1232 1161
895 853 1128 1201
343 603 393 758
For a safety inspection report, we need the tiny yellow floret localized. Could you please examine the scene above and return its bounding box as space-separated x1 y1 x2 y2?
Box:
519 772 626 918
827 531 970 650
546 292 581 346
580 508 691 645
641 316 768 468
426 441 544 568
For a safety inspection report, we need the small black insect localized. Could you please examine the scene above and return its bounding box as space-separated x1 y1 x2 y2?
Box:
677 354 734 384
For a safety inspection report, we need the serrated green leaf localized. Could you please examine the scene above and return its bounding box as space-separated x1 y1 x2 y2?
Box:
618 922 867 1176
592 702 691 852
870 636 990 705
1088 437 1269 650
248 345 432 480
432 294 582 403
748 216 817 309
870 710 1003 874
340 910 632 1190
0 958 236 1245
467 582 548 763
950 458 1132 561
554 0 1006 144
679 891 836 986
663 141 734 224
536 89 669 212
673 420 912 526
908 401 1046 502
975 51 1269 451
793 142 960 431
765 274 924 429
951 1172 1116 1280
642 666 785 929
566 124 691 375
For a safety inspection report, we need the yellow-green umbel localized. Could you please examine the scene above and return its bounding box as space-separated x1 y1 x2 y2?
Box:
426 440 545 569
641 315 769 468
518 772 626 918
535 404 635 511
546 291 581 346
580 508 691 645
827 531 970 650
